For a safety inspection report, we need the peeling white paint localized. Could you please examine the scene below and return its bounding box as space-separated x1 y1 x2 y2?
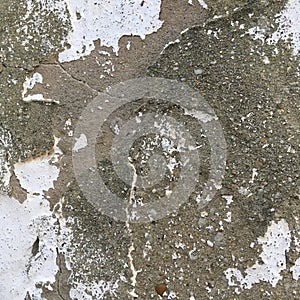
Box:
14 1 299 298
225 219 291 289
22 0 69 53
14 137 62 196
0 136 65 299
23 72 43 90
0 127 12 188
0 137 67 298
0 194 60 299
291 258 300 280
22 72 59 104
1 135 118 299
59 0 163 62
247 0 300 56
269 0 300 55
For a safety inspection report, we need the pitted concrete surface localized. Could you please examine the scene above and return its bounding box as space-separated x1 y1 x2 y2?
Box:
0 1 299 299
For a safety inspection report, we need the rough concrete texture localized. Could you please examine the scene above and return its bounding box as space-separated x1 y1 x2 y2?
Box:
0 0 299 299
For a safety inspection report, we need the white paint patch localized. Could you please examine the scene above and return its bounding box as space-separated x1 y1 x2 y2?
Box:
59 0 163 62
207 240 214 247
0 194 60 299
23 72 43 89
238 186 251 197
269 0 300 55
247 26 267 43
0 136 65 300
73 133 88 152
14 137 62 196
291 258 300 280
0 127 12 188
247 0 300 56
225 219 291 289
22 72 59 104
262 56 270 64
1 133 118 299
22 72 42 98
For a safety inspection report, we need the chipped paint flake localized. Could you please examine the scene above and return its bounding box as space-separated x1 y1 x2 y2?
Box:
0 194 60 299
22 72 59 104
1 135 117 299
14 137 62 196
291 258 300 280
225 219 291 289
222 195 233 206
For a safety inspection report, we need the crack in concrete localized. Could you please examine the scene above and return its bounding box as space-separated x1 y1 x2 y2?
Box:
126 161 141 299
40 62 100 96
204 0 260 27
56 247 68 300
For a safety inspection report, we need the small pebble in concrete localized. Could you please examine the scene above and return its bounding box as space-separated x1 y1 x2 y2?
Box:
155 283 167 296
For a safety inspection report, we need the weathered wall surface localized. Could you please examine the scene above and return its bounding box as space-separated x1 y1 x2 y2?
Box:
0 1 299 299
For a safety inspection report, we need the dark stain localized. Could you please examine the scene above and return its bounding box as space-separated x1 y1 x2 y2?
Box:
31 236 39 256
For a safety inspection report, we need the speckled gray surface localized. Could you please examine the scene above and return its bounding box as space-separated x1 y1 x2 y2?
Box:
0 1 299 299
